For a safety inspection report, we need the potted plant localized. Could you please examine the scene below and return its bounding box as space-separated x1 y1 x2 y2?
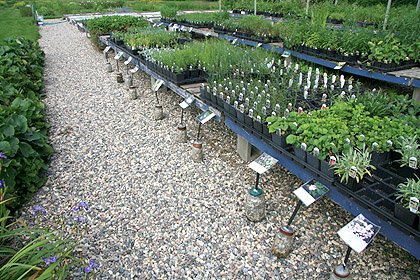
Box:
333 145 376 192
395 175 420 228
394 135 420 179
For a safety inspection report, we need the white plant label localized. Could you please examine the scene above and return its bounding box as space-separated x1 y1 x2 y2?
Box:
124 56 133 65
409 197 419 213
334 62 346 70
103 46 111 53
114 52 124 60
129 66 139 74
197 110 215 124
179 95 195 109
349 166 357 179
232 38 237 44
152 79 164 92
293 179 329 207
188 27 193 32
338 214 381 253
180 25 185 31
257 43 263 47
409 157 418 169
248 153 278 174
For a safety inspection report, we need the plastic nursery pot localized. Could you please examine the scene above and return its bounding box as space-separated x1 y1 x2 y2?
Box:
244 114 253 127
236 110 245 123
216 96 224 107
371 151 390 166
253 120 263 133
396 165 420 180
292 146 307 162
262 123 270 137
320 160 335 178
229 104 237 117
394 202 418 228
272 133 288 149
342 177 362 192
306 152 320 170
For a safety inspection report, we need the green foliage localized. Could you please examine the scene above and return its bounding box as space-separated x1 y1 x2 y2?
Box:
0 8 39 42
396 175 420 213
0 37 53 211
160 5 178 18
0 188 89 279
395 135 420 168
333 145 375 183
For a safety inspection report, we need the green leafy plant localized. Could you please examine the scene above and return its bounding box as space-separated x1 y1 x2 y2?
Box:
333 145 375 183
395 135 420 168
396 175 420 214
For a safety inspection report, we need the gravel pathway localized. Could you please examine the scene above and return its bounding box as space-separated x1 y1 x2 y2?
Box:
18 19 420 279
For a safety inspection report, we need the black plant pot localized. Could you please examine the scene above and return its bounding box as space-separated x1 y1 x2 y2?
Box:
173 73 185 84
371 151 390 166
190 69 200 79
223 102 230 114
204 89 211 101
343 177 362 192
210 93 217 104
320 160 335 178
244 115 253 127
216 96 224 106
272 133 287 148
293 146 307 162
262 123 270 137
307 153 320 170
236 111 245 123
253 120 263 133
397 165 419 179
395 203 417 228
229 104 237 117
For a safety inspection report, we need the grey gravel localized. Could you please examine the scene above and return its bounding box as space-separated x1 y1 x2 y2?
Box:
17 19 420 279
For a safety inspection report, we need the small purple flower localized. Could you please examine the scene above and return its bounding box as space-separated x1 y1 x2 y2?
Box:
85 260 98 273
74 216 84 222
74 201 88 211
227 48 229 51
252 48 255 52
0 180 4 189
43 255 57 266
228 53 231 55
0 152 6 162
240 48 243 50
32 206 47 216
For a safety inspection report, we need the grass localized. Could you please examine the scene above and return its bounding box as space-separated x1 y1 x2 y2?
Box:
126 1 219 12
0 7 40 42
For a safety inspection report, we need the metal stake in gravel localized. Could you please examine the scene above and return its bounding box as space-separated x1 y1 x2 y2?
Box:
192 140 203 162
106 62 113 73
330 247 352 279
246 153 277 222
152 79 164 120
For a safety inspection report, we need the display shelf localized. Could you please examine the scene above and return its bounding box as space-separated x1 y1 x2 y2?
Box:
225 116 420 260
96 33 420 259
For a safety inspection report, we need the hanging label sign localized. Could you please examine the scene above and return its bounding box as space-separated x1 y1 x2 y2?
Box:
293 179 329 207
338 214 381 253
334 62 346 70
129 66 139 74
232 38 237 44
196 110 215 124
248 153 278 174
188 27 193 32
114 52 124 60
282 50 291 58
103 46 111 53
180 25 185 31
179 95 195 109
124 56 133 65
205 32 211 36
257 43 263 47
151 79 164 92
409 197 419 213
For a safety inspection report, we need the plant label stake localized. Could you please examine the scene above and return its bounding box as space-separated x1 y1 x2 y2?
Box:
129 66 139 74
179 95 195 124
114 52 123 72
330 246 352 280
246 153 278 222
103 46 111 61
124 56 133 75
151 79 164 104
196 110 215 141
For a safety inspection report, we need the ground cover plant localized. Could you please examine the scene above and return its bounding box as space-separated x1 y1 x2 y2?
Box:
0 6 39 42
